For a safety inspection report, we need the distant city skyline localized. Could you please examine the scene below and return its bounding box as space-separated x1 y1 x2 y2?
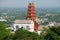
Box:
0 0 60 7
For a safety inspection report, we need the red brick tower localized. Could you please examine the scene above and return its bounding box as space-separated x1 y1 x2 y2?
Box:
27 3 38 32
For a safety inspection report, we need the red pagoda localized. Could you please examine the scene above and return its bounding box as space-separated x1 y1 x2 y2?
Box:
27 3 38 32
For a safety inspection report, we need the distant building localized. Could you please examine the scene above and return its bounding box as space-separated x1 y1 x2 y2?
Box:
38 18 48 24
0 17 6 22
46 22 60 27
47 22 56 27
55 22 60 26
46 13 53 16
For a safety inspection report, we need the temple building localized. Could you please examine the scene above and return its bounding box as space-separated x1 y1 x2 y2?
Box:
13 20 34 32
13 3 38 32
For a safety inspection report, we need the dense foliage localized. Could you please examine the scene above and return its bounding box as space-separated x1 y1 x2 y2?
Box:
0 23 11 40
0 23 60 40
44 27 60 40
13 28 40 40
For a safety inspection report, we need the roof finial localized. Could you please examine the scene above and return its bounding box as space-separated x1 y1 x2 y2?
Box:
28 0 34 3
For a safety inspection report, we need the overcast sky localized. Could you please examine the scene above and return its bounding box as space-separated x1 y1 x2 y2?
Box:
0 0 60 7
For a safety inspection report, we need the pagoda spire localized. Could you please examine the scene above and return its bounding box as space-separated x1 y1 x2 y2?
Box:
27 3 38 32
27 2 36 21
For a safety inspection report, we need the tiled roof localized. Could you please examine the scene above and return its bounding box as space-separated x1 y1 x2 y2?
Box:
14 19 33 24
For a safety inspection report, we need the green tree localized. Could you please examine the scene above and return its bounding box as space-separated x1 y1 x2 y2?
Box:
0 23 11 40
44 27 60 40
13 28 40 40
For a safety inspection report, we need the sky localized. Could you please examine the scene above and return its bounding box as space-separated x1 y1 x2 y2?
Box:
0 0 60 7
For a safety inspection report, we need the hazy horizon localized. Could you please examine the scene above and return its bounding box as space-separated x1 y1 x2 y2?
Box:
0 0 60 8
